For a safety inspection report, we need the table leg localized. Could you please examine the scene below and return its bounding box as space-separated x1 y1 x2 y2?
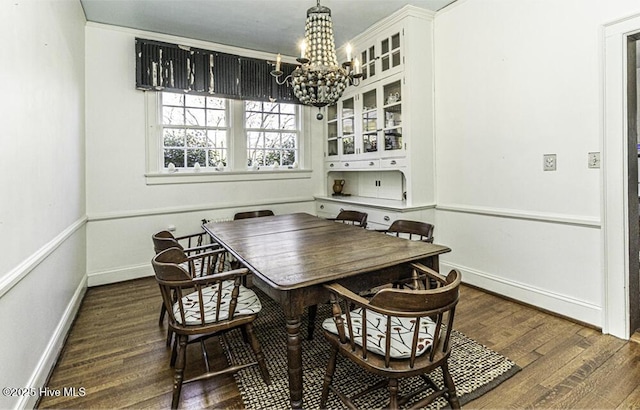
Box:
285 315 303 409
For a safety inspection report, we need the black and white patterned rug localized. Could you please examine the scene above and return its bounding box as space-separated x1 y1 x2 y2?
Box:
224 290 520 409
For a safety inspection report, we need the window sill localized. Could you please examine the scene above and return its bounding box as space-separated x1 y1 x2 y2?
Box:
145 168 312 185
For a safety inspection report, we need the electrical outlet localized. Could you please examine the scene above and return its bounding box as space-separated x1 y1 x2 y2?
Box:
543 154 557 171
588 152 600 169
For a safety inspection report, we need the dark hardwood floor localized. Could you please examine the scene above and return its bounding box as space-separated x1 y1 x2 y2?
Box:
37 276 640 409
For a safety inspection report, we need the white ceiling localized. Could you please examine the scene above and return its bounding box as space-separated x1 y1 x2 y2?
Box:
80 0 457 57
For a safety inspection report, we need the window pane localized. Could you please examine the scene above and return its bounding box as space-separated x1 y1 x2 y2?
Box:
282 150 295 165
264 150 280 165
206 109 226 127
280 104 296 114
248 149 264 166
163 106 184 125
264 102 279 113
208 149 227 166
265 132 280 148
185 94 205 108
245 111 264 128
162 92 183 106
164 149 185 167
185 107 205 126
206 97 226 109
281 114 296 130
186 129 207 147
282 133 295 148
264 113 279 129
245 100 262 112
207 130 226 148
163 129 185 147
391 33 400 50
248 131 263 149
187 148 206 166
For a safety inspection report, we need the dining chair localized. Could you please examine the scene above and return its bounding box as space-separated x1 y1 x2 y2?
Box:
152 229 214 253
327 210 368 228
152 230 223 346
320 263 462 410
152 247 270 409
233 209 275 220
378 219 434 243
228 210 275 273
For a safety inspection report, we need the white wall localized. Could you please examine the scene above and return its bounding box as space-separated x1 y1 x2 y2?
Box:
434 0 640 328
84 24 326 286
0 0 87 408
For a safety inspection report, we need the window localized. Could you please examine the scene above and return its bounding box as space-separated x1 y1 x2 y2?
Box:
158 92 299 171
161 92 229 168
245 101 298 167
146 90 310 185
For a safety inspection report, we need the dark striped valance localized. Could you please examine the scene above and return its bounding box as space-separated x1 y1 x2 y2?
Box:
135 38 298 104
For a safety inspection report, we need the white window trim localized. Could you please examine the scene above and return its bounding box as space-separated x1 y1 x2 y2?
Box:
144 92 313 185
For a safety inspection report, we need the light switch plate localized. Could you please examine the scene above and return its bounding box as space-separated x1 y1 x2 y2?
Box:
543 154 557 171
588 152 600 169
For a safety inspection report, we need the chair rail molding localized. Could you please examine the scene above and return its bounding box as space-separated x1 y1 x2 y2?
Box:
87 196 315 222
0 216 88 298
436 203 601 228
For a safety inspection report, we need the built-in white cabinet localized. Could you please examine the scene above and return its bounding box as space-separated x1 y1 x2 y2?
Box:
319 6 435 213
316 197 432 230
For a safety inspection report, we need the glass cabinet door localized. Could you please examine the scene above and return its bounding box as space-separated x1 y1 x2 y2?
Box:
380 32 402 74
360 46 376 82
383 80 402 153
341 97 355 156
361 88 378 154
326 105 338 157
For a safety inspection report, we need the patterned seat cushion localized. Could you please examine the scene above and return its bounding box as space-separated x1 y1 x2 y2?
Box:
322 308 436 359
173 280 261 325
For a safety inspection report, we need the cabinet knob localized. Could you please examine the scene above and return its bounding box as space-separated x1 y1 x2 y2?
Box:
369 161 374 166
329 163 334 168
390 160 397 165
345 163 350 167
320 204 325 210
384 216 390 221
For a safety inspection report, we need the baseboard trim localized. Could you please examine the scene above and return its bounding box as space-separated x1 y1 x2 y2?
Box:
87 263 153 287
441 260 602 328
21 275 87 410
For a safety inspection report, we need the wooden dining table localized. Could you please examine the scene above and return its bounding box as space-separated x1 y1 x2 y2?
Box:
203 212 451 409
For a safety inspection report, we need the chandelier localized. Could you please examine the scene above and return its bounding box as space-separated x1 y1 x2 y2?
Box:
271 0 362 119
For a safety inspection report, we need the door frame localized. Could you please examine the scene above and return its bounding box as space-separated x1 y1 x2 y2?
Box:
603 14 640 339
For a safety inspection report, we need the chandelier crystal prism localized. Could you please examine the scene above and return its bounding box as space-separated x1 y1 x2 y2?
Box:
271 0 361 119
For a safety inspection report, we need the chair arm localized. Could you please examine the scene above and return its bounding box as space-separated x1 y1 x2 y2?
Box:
185 247 226 261
324 283 371 307
183 243 223 254
191 268 250 286
408 262 446 284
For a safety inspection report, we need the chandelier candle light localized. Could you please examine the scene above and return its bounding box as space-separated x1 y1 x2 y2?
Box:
271 0 362 120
